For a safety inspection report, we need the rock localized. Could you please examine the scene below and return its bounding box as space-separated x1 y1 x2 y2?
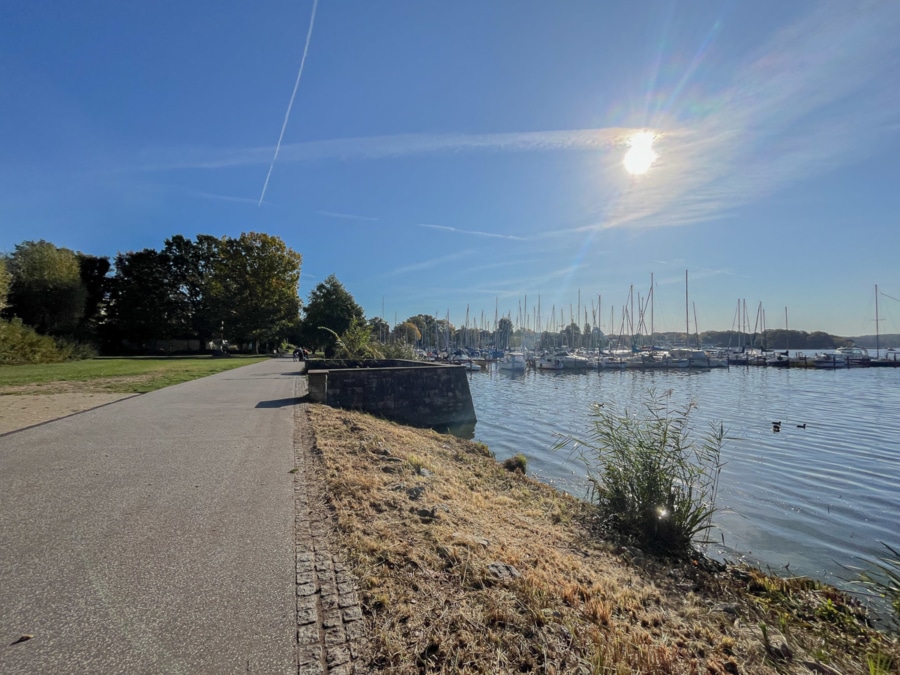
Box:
416 507 437 520
451 532 490 549
407 486 426 501
419 468 434 478
486 562 521 580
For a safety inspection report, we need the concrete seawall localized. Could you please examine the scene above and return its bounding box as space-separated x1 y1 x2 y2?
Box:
306 359 477 429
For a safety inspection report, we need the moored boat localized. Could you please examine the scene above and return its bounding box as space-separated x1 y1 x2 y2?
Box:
498 351 527 371
813 347 871 369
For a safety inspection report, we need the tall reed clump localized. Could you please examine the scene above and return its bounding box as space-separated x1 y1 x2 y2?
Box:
856 543 900 632
555 390 725 557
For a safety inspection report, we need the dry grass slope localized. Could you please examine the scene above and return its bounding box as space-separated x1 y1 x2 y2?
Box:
308 405 899 674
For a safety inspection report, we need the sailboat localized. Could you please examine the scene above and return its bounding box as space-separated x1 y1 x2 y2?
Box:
870 284 900 367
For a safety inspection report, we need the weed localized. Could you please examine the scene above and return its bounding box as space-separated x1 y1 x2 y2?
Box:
855 542 900 631
867 650 895 675
502 453 527 474
554 389 725 556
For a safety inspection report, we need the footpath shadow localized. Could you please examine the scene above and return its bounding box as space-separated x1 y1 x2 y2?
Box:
255 395 309 408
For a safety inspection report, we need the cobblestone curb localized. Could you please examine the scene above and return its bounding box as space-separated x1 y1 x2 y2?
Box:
294 380 368 674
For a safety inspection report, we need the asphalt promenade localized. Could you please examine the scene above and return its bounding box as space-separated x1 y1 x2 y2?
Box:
0 358 304 673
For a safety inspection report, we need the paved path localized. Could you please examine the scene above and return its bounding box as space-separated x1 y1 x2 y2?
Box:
0 358 304 673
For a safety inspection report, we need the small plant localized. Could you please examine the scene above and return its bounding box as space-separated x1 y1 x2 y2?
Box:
856 542 900 631
380 340 417 360
319 319 382 359
502 453 527 474
554 389 725 556
867 650 895 675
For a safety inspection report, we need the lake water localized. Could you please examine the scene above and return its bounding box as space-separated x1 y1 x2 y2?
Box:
465 363 899 605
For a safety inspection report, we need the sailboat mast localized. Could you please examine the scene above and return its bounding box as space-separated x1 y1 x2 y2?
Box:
785 307 789 352
876 284 880 357
685 270 690 345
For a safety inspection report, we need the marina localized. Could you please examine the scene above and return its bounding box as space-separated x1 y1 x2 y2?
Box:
464 362 900 618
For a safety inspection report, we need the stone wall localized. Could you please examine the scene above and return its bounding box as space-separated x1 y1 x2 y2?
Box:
305 360 476 428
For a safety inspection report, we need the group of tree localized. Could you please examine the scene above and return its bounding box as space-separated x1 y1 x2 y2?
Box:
1 234 304 361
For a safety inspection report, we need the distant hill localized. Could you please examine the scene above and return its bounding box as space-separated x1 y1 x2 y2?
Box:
844 334 900 349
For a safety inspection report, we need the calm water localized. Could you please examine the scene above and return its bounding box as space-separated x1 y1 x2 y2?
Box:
466 364 900 600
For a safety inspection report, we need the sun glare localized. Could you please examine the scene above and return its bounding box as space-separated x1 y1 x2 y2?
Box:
623 132 658 175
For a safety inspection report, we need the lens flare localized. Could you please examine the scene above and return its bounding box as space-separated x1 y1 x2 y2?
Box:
623 132 658 175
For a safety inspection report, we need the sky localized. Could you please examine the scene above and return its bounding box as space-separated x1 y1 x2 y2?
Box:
2 0 900 338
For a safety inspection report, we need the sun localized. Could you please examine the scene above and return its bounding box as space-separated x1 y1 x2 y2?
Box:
623 131 658 175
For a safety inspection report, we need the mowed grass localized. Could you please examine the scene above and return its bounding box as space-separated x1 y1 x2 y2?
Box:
0 355 269 394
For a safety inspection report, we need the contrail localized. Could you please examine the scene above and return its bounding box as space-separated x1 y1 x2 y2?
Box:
258 0 319 206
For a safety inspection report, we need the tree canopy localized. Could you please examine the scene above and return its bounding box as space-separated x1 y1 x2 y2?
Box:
4 240 88 336
212 232 302 351
300 274 365 355
0 258 10 314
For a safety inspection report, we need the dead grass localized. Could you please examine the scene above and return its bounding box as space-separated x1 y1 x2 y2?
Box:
307 405 899 674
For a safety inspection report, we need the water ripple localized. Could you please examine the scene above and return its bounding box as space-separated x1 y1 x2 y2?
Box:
467 365 900 598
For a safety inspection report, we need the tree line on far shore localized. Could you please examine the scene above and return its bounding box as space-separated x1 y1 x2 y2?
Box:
0 235 874 365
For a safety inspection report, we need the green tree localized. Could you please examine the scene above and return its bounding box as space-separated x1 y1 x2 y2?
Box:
105 248 180 349
4 240 87 336
368 316 390 343
300 274 364 355
0 258 10 314
76 253 111 341
392 321 421 344
497 317 513 349
212 232 302 352
163 234 222 349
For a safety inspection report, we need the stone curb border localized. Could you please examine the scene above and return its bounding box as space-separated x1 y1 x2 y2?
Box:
294 381 367 674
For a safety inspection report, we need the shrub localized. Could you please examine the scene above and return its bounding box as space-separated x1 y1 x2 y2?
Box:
379 340 417 360
319 319 382 359
554 390 725 556
502 454 528 474
0 317 68 364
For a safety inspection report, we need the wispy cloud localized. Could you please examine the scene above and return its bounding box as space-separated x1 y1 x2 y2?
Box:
384 249 473 277
317 210 380 222
583 2 900 231
417 223 528 241
189 190 260 205
139 127 635 171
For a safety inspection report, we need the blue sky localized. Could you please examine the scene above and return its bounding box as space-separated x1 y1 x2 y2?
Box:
3 1 900 337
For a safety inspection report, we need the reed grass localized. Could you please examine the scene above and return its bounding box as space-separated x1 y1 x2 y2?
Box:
555 389 724 556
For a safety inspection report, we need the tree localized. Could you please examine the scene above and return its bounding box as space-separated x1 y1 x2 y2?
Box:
4 240 87 336
368 317 390 343
392 321 421 344
163 234 222 349
105 248 180 349
212 232 302 352
564 322 581 349
497 317 513 350
300 274 364 355
76 254 111 341
0 258 10 314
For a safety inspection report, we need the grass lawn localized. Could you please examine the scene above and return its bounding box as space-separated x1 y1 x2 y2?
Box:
0 355 269 394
